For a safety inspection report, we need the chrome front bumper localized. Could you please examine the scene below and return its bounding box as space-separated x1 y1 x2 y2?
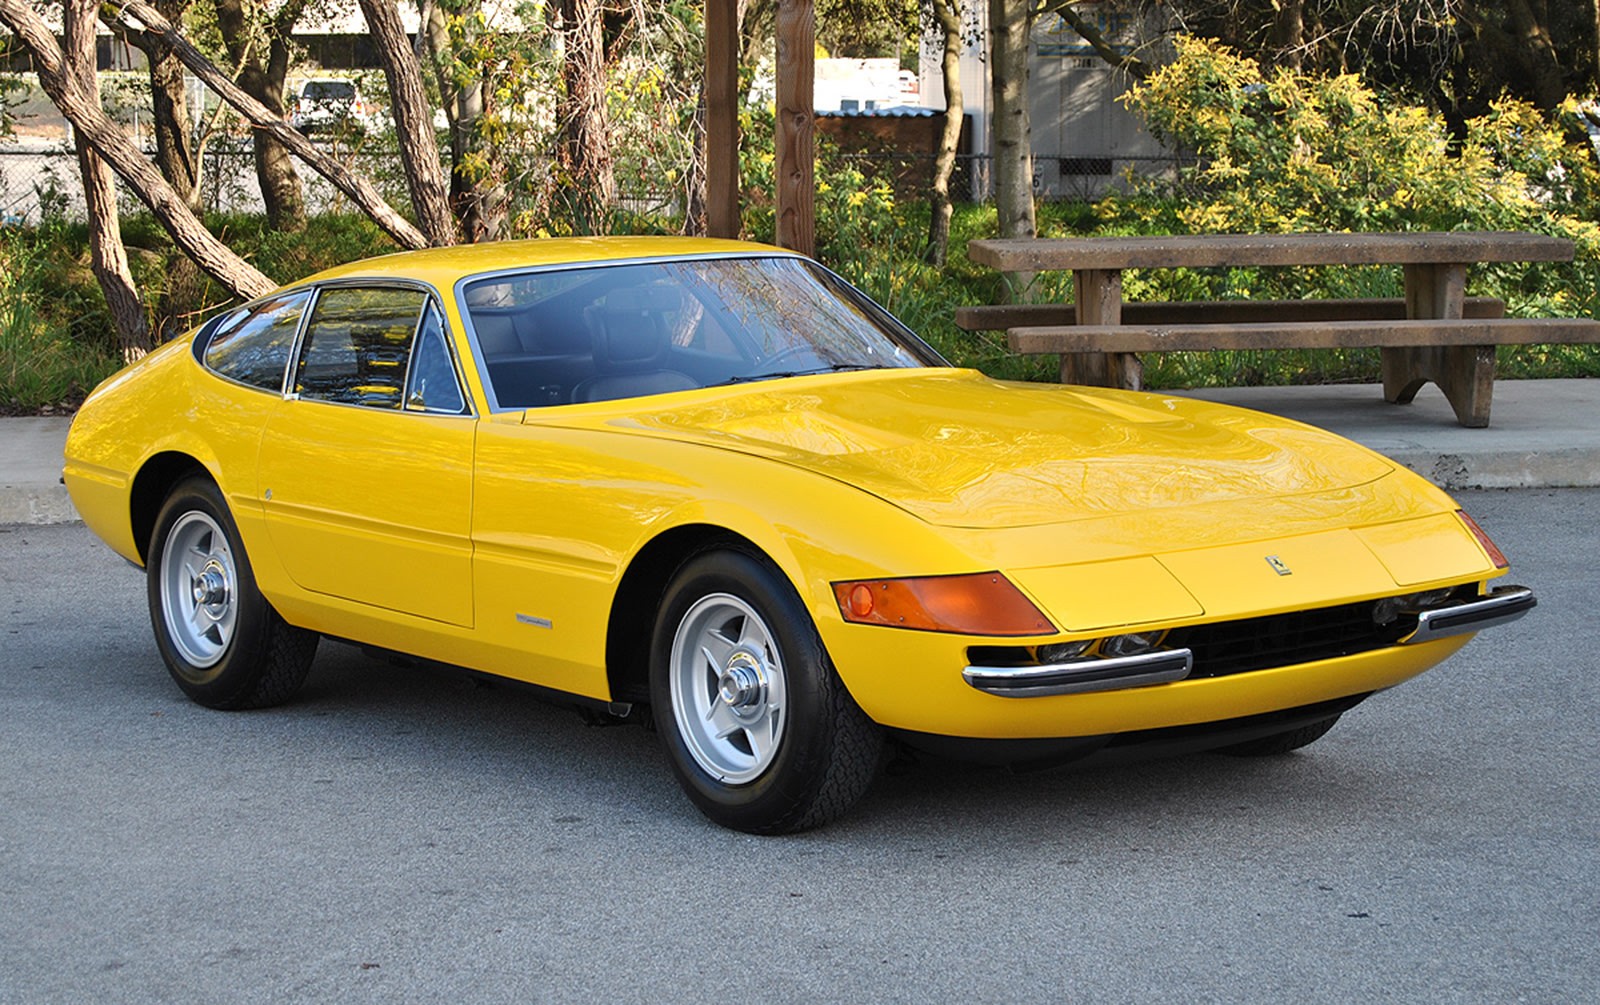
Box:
963 585 1536 699
963 649 1194 699
1399 585 1536 645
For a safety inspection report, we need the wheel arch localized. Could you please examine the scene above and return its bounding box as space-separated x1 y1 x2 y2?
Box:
130 451 214 563
605 523 775 705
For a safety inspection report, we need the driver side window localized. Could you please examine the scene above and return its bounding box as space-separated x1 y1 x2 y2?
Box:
293 287 466 414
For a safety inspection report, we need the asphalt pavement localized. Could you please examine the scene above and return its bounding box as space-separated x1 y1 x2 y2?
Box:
1 490 1594 1001
6 378 1599 527
4 376 1598 1000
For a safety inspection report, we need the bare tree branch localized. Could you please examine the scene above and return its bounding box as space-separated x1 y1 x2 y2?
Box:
0 0 275 299
1033 0 1152 78
106 0 432 250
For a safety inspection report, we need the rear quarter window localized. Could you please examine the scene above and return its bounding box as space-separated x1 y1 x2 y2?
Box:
201 290 311 392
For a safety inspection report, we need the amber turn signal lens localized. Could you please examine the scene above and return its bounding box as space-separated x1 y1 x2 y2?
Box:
831 572 1056 636
1455 509 1509 569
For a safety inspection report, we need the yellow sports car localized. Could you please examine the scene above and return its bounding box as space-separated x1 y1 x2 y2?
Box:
63 237 1534 833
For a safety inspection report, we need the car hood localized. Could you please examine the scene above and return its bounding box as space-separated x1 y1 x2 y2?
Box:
540 369 1394 530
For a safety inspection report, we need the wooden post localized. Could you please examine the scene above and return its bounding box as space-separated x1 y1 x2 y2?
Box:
774 0 815 256
705 0 739 239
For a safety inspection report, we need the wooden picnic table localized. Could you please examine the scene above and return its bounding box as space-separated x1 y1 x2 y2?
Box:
965 231 1598 427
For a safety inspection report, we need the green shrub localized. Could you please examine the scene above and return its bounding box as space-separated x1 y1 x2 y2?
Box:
1077 37 1600 387
0 234 120 412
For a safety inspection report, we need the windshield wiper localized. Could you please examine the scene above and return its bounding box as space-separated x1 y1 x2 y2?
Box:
712 363 877 387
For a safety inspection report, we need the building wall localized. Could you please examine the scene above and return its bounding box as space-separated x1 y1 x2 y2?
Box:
919 0 1174 200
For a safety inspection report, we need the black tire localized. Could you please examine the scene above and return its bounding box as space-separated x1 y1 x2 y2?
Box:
1217 713 1342 757
146 476 318 710
649 550 883 834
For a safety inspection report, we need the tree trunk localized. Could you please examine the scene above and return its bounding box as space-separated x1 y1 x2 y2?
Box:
258 16 306 232
421 0 504 241
0 0 275 299
925 0 963 267
988 0 1035 297
115 0 198 209
703 0 741 239
1505 0 1566 111
1272 0 1305 71
360 0 458 245
684 88 708 236
107 0 429 249
559 0 616 234
64 0 149 356
213 0 304 230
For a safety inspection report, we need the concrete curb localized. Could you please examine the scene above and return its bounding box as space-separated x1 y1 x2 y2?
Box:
1 416 76 526
0 485 78 525
1182 378 1600 491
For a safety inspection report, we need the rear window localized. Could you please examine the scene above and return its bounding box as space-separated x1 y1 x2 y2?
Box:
200 290 310 392
303 81 355 101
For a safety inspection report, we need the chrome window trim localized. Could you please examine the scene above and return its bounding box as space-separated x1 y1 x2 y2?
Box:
452 251 947 414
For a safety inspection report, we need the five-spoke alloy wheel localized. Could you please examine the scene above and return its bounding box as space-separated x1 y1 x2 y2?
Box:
157 509 240 672
667 592 790 785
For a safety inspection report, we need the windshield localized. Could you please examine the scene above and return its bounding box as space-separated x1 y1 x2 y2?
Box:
461 255 946 408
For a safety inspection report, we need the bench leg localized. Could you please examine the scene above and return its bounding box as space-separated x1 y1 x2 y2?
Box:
1060 351 1143 390
1062 269 1139 389
1380 345 1496 428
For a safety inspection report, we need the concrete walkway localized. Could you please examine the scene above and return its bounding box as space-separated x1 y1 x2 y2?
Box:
0 416 79 525
4 377 1597 525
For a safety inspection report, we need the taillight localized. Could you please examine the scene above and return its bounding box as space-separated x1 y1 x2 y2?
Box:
831 572 1055 636
1456 509 1509 569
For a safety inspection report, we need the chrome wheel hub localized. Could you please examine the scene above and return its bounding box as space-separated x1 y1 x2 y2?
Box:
191 565 229 608
717 655 766 712
668 593 788 784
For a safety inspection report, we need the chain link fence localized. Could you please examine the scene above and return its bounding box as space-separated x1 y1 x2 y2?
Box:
0 138 1195 229
0 135 417 225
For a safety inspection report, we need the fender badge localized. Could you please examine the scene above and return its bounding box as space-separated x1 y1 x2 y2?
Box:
1265 555 1292 576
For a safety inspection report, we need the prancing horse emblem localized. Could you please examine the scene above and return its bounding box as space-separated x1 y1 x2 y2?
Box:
1265 555 1292 576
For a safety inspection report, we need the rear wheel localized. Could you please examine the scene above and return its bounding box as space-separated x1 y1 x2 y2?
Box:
650 550 882 834
1217 713 1342 757
147 476 317 709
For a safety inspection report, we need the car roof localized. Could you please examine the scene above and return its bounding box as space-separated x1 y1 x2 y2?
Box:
294 237 799 293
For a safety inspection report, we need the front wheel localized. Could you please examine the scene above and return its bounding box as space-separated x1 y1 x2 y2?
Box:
147 476 318 710
650 550 882 834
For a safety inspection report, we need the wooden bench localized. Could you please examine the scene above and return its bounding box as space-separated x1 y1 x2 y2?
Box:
966 232 1594 427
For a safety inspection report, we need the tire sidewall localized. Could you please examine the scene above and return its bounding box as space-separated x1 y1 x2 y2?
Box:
146 476 273 708
649 550 843 832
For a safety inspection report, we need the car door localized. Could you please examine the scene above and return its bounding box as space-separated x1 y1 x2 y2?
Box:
258 284 477 627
